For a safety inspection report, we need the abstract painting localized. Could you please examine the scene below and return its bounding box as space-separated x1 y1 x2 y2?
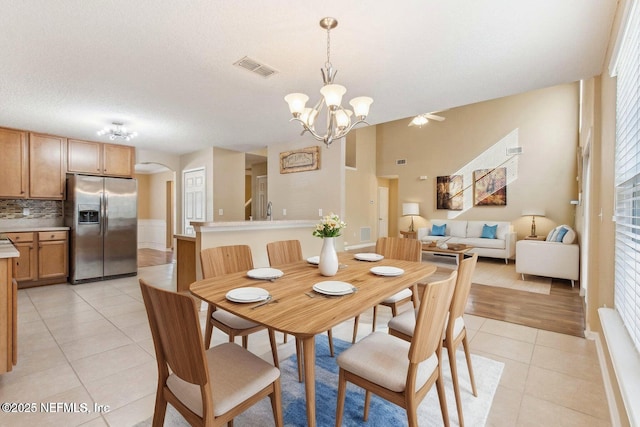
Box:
436 175 463 210
473 167 507 206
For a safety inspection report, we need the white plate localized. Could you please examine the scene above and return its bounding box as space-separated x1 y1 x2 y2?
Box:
312 281 355 296
306 256 320 265
247 267 284 280
370 266 405 277
226 287 270 303
354 253 384 262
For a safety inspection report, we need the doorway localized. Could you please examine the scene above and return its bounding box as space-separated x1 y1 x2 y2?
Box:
183 167 206 235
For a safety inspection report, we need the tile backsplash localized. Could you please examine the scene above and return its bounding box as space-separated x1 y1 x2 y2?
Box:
0 199 63 219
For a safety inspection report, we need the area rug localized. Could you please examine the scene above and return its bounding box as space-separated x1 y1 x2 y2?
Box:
137 336 503 426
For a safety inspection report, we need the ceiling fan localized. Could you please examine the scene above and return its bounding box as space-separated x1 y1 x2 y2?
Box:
408 111 446 127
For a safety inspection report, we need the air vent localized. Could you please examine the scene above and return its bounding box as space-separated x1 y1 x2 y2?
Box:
360 227 371 242
506 147 523 155
233 56 278 78
396 159 407 166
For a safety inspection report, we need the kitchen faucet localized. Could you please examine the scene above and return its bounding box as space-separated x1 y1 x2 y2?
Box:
266 201 273 220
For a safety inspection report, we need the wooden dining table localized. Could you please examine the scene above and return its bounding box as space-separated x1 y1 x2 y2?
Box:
189 252 437 427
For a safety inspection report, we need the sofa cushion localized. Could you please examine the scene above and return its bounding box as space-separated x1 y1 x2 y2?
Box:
547 225 576 244
464 237 506 249
447 220 468 238
467 221 510 240
481 224 498 239
431 224 446 236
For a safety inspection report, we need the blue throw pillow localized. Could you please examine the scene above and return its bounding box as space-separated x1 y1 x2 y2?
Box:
555 227 569 242
431 224 446 236
481 224 498 239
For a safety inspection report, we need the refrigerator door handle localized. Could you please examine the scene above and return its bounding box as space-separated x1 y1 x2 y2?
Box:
104 192 109 233
100 191 105 236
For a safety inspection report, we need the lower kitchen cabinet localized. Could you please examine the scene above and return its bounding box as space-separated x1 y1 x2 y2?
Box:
5 230 68 288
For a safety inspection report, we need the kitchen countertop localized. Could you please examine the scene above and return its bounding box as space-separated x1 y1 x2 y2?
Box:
0 241 19 259
0 226 70 233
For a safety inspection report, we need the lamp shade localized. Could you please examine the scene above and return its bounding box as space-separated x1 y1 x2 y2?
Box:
521 209 545 217
402 203 420 216
320 84 346 107
284 93 309 115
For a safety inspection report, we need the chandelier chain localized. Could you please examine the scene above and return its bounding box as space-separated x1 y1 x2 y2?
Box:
325 26 332 68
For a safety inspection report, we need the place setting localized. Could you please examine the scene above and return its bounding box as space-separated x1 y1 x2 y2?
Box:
370 266 405 277
225 286 277 309
246 267 284 281
306 280 358 299
354 252 384 262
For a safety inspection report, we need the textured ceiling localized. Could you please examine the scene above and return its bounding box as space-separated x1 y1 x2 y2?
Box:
0 0 617 155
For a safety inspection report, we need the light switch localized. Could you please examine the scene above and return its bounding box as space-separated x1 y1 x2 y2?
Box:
282 208 287 216
23 208 30 216
218 209 223 216
318 208 323 217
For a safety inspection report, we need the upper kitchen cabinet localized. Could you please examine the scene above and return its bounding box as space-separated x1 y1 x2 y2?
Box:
0 128 28 198
67 139 135 177
29 133 66 199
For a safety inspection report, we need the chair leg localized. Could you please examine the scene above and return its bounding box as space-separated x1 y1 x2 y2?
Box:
283 332 288 343
327 329 335 357
447 342 464 427
151 388 167 427
204 305 214 349
435 367 450 427
352 315 360 344
295 338 303 382
241 335 249 348
335 369 347 427
462 334 477 396
406 391 419 427
268 328 279 368
372 306 378 332
270 378 284 427
364 390 371 421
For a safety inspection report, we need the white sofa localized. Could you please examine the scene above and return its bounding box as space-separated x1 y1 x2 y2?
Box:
417 219 516 263
515 224 579 287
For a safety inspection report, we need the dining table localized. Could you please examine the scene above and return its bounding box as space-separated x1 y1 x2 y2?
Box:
189 251 437 427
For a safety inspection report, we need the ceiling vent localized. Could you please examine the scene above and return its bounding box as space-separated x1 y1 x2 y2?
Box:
396 159 407 166
233 56 277 78
506 147 523 155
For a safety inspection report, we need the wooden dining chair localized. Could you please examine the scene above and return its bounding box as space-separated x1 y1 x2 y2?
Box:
336 271 457 427
388 253 479 426
139 279 284 427
266 239 335 382
201 245 279 368
352 236 423 343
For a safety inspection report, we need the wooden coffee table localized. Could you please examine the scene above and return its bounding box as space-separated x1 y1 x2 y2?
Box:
421 242 473 264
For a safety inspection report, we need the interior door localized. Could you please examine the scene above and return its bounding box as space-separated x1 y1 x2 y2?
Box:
256 175 267 220
183 168 205 234
378 187 389 238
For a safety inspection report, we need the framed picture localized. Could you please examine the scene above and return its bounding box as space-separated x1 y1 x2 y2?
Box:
279 146 320 174
436 175 463 210
473 167 507 206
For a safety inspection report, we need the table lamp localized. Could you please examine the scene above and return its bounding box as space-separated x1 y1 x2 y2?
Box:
402 202 420 232
522 209 545 237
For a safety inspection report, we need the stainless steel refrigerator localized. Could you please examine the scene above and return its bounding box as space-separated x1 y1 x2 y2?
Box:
65 174 138 284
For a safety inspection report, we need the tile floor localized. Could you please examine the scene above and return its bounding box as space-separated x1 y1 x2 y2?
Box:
0 263 611 426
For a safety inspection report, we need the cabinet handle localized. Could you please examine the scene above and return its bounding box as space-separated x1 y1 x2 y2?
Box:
51 234 55 238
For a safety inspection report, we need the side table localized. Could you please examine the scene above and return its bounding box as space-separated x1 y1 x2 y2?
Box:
400 230 417 239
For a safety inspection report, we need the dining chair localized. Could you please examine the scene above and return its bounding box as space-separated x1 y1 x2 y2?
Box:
388 253 479 427
266 239 335 382
335 271 457 427
139 279 284 427
352 236 423 343
201 245 280 368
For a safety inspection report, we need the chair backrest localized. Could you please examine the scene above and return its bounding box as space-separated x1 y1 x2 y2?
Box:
200 245 254 279
448 253 478 326
139 279 210 387
375 237 422 262
266 240 303 266
409 271 457 364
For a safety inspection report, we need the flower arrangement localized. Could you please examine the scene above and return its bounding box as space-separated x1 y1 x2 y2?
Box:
313 213 346 238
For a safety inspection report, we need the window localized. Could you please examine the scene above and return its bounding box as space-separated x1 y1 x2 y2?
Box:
613 0 640 352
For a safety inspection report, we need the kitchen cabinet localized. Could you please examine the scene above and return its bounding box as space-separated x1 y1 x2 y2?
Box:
37 231 68 280
5 230 68 288
4 233 36 282
0 258 18 374
0 128 28 198
67 139 135 178
29 133 66 199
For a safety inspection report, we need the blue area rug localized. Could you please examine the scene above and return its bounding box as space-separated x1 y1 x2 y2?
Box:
138 335 503 426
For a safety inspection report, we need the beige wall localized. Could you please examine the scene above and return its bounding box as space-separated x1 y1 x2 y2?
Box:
213 147 245 221
136 173 151 219
345 126 378 247
146 170 174 220
268 140 344 220
376 83 579 239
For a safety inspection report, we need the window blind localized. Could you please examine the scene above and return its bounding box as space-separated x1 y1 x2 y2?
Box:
614 0 640 353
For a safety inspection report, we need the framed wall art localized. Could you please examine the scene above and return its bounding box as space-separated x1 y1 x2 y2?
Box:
473 167 507 206
436 175 463 210
279 146 320 174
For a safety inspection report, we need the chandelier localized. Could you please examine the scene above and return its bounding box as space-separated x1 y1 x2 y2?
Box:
97 122 138 141
285 17 373 148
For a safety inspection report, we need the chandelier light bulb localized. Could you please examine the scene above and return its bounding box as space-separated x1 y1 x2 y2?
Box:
320 84 347 109
96 122 138 141
284 93 309 116
349 97 373 118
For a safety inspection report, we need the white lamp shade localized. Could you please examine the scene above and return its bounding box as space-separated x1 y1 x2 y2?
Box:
320 84 346 107
334 109 352 128
349 96 373 117
300 108 318 127
284 93 309 115
522 209 545 217
402 202 420 216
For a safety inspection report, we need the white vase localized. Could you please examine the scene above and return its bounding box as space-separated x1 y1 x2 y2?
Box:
319 237 339 276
